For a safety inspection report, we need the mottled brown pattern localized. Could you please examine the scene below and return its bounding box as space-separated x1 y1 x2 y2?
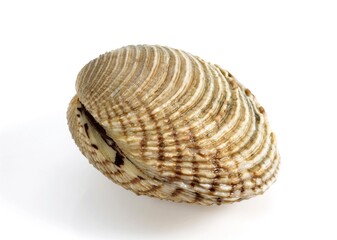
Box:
67 45 280 205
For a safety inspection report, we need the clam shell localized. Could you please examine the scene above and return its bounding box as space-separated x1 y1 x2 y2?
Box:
67 45 280 205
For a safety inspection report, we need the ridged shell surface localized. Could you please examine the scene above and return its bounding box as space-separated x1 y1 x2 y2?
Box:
67 45 280 205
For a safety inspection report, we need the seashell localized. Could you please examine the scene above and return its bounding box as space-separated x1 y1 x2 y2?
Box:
67 45 280 205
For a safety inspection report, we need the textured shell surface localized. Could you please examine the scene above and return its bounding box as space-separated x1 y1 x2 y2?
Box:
67 45 280 205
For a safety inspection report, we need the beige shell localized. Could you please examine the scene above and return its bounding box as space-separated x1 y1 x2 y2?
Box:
67 45 280 205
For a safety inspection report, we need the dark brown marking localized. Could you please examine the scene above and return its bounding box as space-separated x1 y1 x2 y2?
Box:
191 178 199 187
227 72 233 78
83 107 109 142
140 138 146 149
138 118 147 154
91 144 98 149
113 169 122 176
255 113 260 123
171 188 183 197
100 159 111 165
114 152 124 167
84 123 89 138
157 126 165 162
216 197 222 205
192 161 199 173
240 184 245 193
138 176 145 180
244 89 251 96
211 152 221 195
167 176 180 182
76 114 80 118
80 104 137 170
130 178 141 185
158 153 165 161
175 163 182 175
140 185 161 194
258 106 265 114
149 113 156 121
195 192 203 202
211 178 220 191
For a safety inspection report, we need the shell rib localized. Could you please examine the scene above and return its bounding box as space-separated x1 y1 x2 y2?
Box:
67 45 280 205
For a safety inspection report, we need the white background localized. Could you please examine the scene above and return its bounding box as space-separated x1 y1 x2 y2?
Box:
1 1 336 239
